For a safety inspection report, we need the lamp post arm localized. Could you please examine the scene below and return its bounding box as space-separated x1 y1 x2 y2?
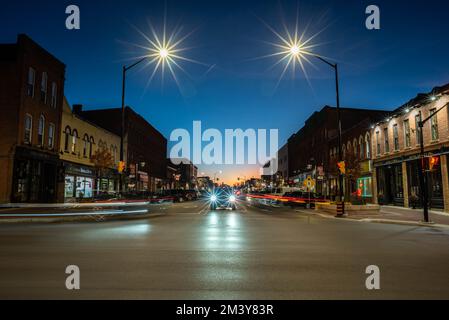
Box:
124 56 148 72
420 102 449 126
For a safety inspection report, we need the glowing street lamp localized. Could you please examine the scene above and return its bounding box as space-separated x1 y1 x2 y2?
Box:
260 15 345 216
118 21 202 193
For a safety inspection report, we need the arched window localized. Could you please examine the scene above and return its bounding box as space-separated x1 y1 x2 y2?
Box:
353 139 357 156
64 126 71 152
37 115 45 146
83 134 89 157
365 133 371 159
72 129 78 153
359 136 364 160
89 136 94 158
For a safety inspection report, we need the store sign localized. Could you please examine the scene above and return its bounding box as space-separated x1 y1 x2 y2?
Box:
65 163 94 176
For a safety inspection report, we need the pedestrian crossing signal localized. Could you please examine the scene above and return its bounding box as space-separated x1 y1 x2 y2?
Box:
118 161 126 173
337 161 346 174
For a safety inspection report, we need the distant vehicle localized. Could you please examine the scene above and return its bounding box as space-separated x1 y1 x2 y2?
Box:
209 188 237 210
283 191 325 208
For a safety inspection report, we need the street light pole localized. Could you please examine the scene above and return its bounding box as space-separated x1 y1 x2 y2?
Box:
119 57 148 194
417 100 448 223
313 57 344 216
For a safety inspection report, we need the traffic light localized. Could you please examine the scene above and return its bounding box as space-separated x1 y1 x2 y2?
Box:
337 161 346 174
118 161 126 173
429 156 439 171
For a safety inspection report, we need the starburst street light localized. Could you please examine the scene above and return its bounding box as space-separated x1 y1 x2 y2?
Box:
118 18 206 193
258 9 346 217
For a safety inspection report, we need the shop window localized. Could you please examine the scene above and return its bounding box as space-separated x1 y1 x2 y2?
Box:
40 72 47 103
48 123 55 149
27 67 35 97
357 177 372 197
403 119 411 148
64 175 75 198
76 177 93 198
24 114 32 144
37 115 45 146
393 124 399 151
430 108 439 141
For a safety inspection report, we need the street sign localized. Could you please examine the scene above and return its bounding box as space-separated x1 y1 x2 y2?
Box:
303 176 315 191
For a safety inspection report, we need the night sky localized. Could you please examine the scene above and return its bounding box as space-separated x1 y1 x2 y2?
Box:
2 0 449 184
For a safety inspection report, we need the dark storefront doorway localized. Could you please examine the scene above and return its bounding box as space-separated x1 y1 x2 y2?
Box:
376 163 404 206
11 147 58 203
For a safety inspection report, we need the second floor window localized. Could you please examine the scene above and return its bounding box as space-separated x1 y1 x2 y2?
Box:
415 113 422 145
27 67 35 97
384 128 389 153
72 130 78 153
37 115 45 146
48 123 55 149
430 108 439 141
83 135 89 157
24 114 32 144
404 119 411 148
64 127 71 152
365 135 371 159
393 124 399 151
51 82 57 108
376 131 380 156
40 72 48 103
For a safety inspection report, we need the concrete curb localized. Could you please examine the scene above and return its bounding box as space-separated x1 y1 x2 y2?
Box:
0 212 165 224
307 211 449 228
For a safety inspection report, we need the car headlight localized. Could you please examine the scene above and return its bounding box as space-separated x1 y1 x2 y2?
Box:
229 195 236 202
210 195 217 202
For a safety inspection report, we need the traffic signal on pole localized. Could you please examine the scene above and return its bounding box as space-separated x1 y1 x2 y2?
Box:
429 156 439 171
118 161 126 173
337 161 346 174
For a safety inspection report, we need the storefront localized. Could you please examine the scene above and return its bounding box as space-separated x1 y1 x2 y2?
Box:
375 150 447 209
11 146 59 203
406 155 444 209
63 162 95 201
376 162 404 206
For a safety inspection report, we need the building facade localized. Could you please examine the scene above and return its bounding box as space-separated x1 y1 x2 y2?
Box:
287 106 388 196
74 106 167 192
372 84 449 212
0 34 65 203
328 117 386 203
59 98 122 202
277 143 289 184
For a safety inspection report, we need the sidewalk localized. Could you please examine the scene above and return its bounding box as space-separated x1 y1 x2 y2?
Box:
317 205 449 227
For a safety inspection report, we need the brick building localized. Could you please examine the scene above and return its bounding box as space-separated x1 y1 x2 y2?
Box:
73 106 167 192
372 83 449 211
0 34 65 203
287 105 388 196
328 115 387 203
59 98 122 202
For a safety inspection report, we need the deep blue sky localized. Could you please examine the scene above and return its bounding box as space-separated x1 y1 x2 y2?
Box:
2 0 449 183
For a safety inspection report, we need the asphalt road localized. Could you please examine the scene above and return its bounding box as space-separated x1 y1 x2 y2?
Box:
1 199 449 299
